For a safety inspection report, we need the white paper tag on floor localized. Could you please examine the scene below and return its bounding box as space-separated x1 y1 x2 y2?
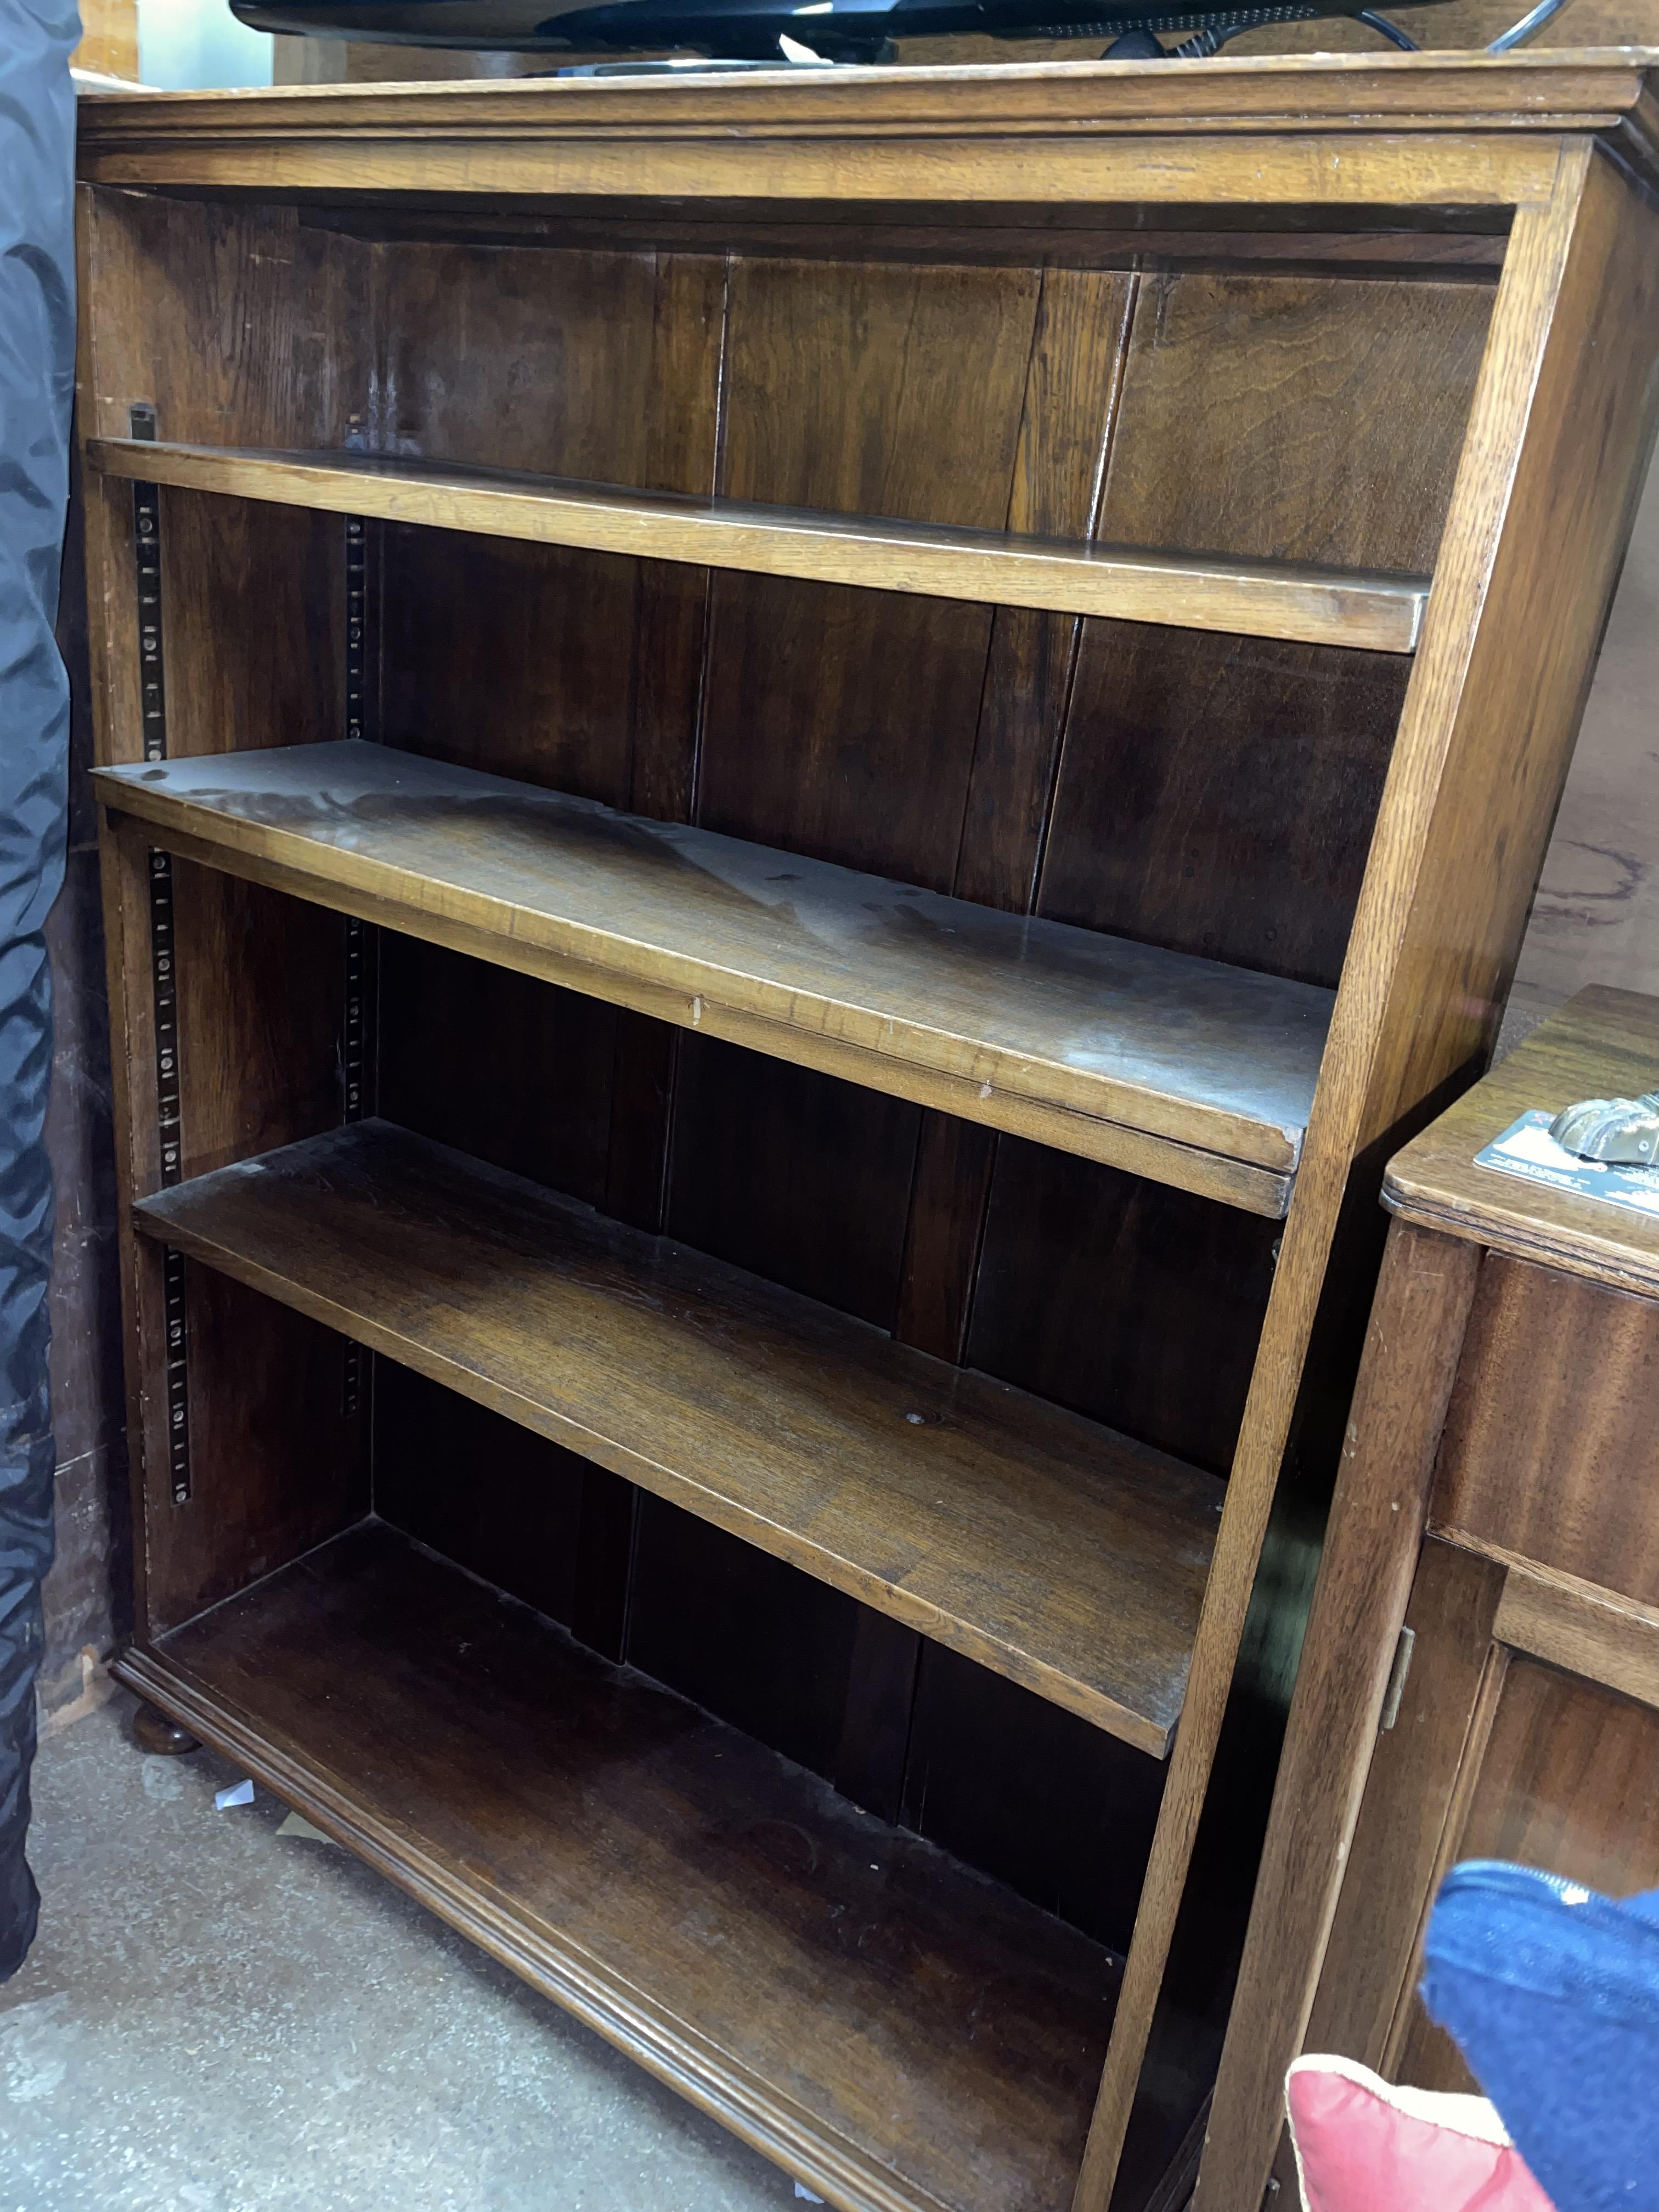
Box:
794 2188 824 2203
276 1810 337 1844
1475 1110 1659 1218
214 1778 255 1809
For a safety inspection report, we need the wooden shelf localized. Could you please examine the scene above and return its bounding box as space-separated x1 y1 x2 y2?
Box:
134 1119 1224 1755
87 438 1430 654
111 1521 1121 2212
94 741 1330 1216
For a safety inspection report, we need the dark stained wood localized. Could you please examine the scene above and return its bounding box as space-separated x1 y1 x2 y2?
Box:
628 1500 863 1782
834 1609 925 1821
148 1260 369 1635
161 492 346 764
89 435 1431 652
79 65 1659 2212
968 1141 1279 1477
1299 1539 1508 2076
1493 1566 1659 1713
1040 624 1407 992
172 859 346 1184
73 60 1630 208
896 265 1131 1367
76 190 375 1651
1387 986 1659 1295
130 1702 200 1756
953 267 1135 919
1097 269 1493 574
670 249 1042 1807
895 1114 996 1364
373 1363 586 1629
1088 141 1659 2206
1446 1650 1659 1896
100 826 364 1640
294 198 1513 266
378 936 616 1208
603 252 729 1234
97 741 1328 1209
667 1040 921 1330
1195 1224 1482 2207
132 1118 1224 1754
1391 1650 1659 2095
570 1462 640 1664
900 1644 1165 1959
1433 1253 1659 1608
114 1520 1122 2212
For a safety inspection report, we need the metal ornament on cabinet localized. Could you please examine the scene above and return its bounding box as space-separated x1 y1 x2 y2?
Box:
1549 1093 1659 1167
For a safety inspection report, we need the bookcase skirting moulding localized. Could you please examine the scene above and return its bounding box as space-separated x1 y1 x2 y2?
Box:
76 50 1659 2212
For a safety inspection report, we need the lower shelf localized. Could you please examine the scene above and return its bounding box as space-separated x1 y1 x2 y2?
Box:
134 1118 1222 1756
113 1523 1120 2212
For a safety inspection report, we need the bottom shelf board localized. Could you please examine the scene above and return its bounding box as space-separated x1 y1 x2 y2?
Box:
113 1523 1120 2212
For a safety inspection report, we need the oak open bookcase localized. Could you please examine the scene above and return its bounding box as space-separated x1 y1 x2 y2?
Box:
75 54 1659 2212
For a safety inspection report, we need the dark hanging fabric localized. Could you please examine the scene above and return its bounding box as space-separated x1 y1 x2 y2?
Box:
0 0 77 1984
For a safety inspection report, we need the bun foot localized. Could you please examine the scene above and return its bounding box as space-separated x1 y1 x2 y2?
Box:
131 1700 200 1756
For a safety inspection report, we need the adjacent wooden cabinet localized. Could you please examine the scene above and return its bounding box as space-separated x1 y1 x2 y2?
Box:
1203 989 1659 2211
76 55 1659 2212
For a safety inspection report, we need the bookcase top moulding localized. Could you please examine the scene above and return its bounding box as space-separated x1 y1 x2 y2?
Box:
73 50 1659 206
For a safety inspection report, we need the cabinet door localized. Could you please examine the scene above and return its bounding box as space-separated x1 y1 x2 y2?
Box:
1309 1537 1659 2097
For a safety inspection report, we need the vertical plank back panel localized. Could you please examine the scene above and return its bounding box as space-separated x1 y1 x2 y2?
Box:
1096 270 1494 572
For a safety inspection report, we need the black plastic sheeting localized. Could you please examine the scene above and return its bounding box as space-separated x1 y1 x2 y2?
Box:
0 0 77 1983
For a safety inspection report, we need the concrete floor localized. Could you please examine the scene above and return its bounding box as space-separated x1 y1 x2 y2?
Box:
1 1692 810 2211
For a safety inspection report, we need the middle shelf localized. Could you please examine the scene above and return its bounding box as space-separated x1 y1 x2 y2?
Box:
94 739 1333 1216
134 1118 1226 1756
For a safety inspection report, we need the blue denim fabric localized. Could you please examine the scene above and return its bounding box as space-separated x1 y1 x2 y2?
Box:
0 0 76 1985
1423 1859 1659 2212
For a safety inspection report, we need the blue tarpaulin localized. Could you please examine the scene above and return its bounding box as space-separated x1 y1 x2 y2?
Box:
0 0 77 1982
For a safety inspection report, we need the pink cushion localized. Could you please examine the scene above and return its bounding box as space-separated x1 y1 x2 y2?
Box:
1286 2056 1555 2212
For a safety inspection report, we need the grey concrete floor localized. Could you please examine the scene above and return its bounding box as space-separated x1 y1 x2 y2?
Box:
0 1692 810 2212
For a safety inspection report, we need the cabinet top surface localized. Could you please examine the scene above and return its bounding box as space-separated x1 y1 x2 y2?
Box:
74 49 1659 183
1386 988 1659 1297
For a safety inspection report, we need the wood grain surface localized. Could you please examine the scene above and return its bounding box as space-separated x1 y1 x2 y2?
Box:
76 57 1659 2212
1494 1565 1659 1713
1386 984 1659 1293
1432 1251 1659 1605
1301 1540 1508 2075
1194 1223 1482 2209
115 1521 1121 2212
133 1118 1223 1753
87 439 1429 653
95 741 1331 1207
71 57 1657 208
1390 1645 1659 2092
1104 140 1659 2211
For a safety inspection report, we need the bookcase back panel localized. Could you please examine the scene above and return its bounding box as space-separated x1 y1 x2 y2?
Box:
151 1265 368 1633
1042 625 1409 992
89 183 1502 1979
157 492 346 763
139 855 364 1631
1099 269 1494 573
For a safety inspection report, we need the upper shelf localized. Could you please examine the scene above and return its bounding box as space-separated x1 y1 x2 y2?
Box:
94 741 1334 1216
87 438 1429 654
